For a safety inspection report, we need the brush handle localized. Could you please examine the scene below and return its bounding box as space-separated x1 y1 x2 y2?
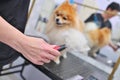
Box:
54 44 66 51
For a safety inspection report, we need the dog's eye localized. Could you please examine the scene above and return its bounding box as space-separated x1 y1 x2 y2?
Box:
57 14 60 16
63 17 67 20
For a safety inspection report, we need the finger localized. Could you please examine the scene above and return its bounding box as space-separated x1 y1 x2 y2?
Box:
32 58 44 65
23 53 41 65
41 58 51 63
48 48 61 57
41 52 56 60
36 61 44 65
45 45 61 57
23 52 45 65
51 45 58 48
41 44 61 57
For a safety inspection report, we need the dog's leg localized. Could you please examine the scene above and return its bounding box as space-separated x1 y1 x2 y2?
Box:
88 46 99 58
54 56 60 64
63 52 67 59
62 50 67 59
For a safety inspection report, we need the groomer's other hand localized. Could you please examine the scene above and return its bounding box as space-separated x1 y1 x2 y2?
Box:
112 45 118 52
16 36 61 65
109 42 118 52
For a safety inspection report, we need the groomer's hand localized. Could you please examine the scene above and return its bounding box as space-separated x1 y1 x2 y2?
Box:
112 45 118 52
0 16 60 65
109 42 118 52
17 36 61 65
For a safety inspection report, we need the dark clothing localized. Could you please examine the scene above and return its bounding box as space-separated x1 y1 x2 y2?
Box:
85 13 112 30
0 0 30 65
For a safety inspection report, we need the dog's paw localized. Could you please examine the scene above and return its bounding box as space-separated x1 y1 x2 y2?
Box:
93 53 97 58
54 59 60 64
62 53 67 59
88 53 97 58
54 57 60 64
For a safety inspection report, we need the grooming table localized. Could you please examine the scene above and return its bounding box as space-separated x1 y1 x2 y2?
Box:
33 53 109 80
24 33 109 80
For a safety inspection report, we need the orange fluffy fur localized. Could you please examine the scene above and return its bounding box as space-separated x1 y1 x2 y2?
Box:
45 1 85 64
84 23 111 57
45 1 83 34
89 28 110 47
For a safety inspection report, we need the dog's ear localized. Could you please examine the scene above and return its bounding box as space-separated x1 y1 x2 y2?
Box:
72 4 78 10
65 0 69 2
64 0 69 4
63 0 78 10
72 4 77 9
66 0 78 9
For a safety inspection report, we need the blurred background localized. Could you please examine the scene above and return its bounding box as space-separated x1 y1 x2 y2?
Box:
1 0 120 80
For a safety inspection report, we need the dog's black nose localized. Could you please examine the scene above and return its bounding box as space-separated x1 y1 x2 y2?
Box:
56 18 59 22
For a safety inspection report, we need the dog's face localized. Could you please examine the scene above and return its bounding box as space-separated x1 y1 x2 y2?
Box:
54 1 77 27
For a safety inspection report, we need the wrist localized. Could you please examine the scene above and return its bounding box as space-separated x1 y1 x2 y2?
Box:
4 32 28 54
11 34 28 53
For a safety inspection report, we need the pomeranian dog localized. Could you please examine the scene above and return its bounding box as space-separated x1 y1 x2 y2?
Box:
44 1 90 64
84 22 111 57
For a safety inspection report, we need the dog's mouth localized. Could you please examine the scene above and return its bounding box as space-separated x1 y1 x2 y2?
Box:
55 18 64 26
56 22 63 26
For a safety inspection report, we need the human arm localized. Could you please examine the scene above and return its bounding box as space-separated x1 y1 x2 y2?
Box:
0 16 60 65
109 41 118 51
